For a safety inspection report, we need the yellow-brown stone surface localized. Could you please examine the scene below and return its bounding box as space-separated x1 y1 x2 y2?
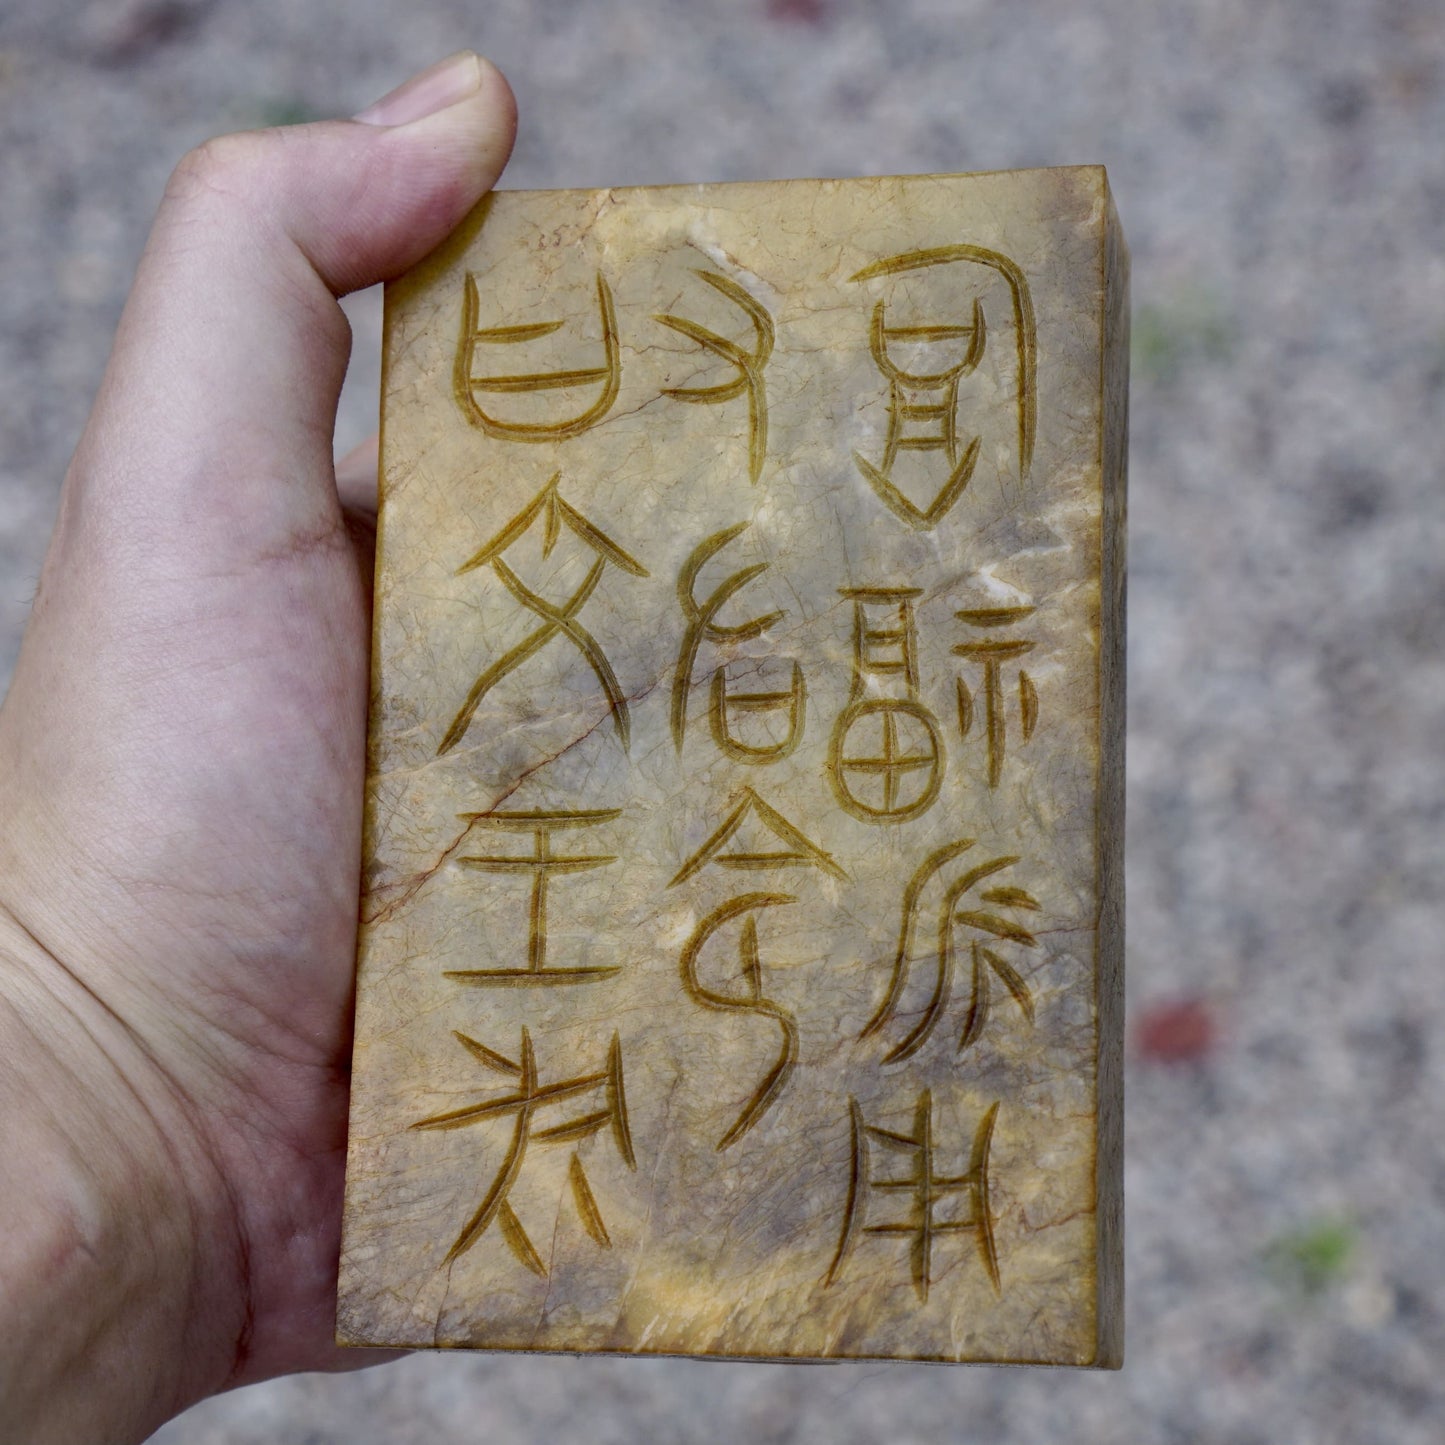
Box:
338 167 1127 1366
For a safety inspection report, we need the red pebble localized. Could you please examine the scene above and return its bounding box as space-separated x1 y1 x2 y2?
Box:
1135 997 1216 1063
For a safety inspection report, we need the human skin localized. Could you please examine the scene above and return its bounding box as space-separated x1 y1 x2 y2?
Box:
0 52 516 1443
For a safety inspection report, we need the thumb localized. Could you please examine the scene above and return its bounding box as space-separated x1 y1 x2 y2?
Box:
62 51 515 570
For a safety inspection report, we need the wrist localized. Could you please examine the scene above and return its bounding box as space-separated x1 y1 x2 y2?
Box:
0 907 245 1444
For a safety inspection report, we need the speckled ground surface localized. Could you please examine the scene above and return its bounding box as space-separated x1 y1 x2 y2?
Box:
3 1 1443 1441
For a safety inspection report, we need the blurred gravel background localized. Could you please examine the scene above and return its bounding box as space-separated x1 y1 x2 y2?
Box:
2 0 1443 1441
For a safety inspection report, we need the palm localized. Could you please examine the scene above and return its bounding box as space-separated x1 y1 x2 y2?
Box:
139 494 373 1375
0 440 375 1377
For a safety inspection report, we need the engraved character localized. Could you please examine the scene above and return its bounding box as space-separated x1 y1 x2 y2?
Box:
953 604 1039 788
655 270 774 484
455 271 620 440
827 587 944 823
439 473 649 756
824 1092 1001 1302
673 522 805 760
710 660 806 764
413 1027 636 1271
678 893 799 1151
446 810 624 986
669 785 846 888
859 838 1039 1062
850 246 1036 529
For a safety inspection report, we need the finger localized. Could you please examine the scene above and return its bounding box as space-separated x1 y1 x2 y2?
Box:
335 432 379 518
59 52 515 577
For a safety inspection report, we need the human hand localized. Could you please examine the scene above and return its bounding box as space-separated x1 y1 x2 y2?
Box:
0 52 514 1444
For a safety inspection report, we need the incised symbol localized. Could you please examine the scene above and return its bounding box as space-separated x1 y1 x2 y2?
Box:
859 838 1039 1062
954 604 1039 788
825 1091 1001 1303
439 473 648 757
413 1026 636 1271
655 269 775 485
673 522 802 757
850 246 1036 529
679 893 799 1152
447 810 624 986
455 270 620 441
710 659 806 763
670 785 846 888
828 587 943 822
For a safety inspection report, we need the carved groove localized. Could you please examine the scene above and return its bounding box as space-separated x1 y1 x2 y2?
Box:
678 893 799 1151
441 475 648 757
670 786 846 887
673 522 783 753
412 1027 634 1271
655 269 775 484
456 272 620 440
860 843 1039 1061
825 1091 1003 1302
498 1199 546 1275
448 810 624 986
570 1153 612 1248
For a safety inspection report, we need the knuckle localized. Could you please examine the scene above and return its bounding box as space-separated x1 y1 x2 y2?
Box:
164 132 274 213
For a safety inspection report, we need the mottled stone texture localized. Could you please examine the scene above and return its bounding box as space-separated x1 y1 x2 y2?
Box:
339 168 1126 1366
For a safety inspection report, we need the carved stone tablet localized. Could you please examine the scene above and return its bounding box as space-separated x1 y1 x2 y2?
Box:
339 168 1127 1366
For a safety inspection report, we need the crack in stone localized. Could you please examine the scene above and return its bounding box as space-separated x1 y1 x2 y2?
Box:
363 671 667 928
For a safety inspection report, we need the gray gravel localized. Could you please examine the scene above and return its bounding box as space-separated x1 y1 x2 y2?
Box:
3 0 1443 1441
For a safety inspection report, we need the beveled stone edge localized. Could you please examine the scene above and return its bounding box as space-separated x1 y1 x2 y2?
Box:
1092 167 1129 1371
331 1330 1109 1369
